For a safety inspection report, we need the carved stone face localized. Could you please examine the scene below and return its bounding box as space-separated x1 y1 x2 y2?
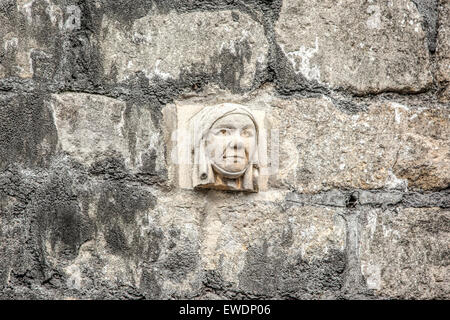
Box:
205 113 257 177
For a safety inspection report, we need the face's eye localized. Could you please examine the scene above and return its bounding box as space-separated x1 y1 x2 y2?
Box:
215 129 229 136
241 129 254 137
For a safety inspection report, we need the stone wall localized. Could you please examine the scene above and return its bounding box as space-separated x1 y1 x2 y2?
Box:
0 0 448 299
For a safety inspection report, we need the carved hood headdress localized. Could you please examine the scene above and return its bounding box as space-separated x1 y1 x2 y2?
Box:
190 103 259 192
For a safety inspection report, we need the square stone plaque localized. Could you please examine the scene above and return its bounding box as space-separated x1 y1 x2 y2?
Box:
167 102 270 192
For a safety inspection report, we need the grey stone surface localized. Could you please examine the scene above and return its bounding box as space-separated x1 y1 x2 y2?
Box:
436 0 450 102
0 0 449 301
99 9 268 91
0 0 61 79
48 92 165 172
0 167 347 299
269 95 449 192
359 207 449 299
359 191 403 207
203 193 346 298
286 190 347 208
403 191 450 208
275 0 432 94
0 92 57 170
412 0 439 52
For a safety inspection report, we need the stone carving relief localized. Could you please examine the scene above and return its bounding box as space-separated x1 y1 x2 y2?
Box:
191 104 260 192
172 103 269 192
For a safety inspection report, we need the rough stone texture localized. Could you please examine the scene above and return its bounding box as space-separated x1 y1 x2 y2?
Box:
275 0 432 94
403 190 450 208
0 92 57 170
360 207 450 299
99 9 268 91
269 95 449 192
436 0 450 102
286 190 347 208
0 0 449 301
359 191 403 207
0 164 161 299
48 92 165 172
0 0 85 80
411 0 439 53
201 193 347 298
169 87 449 193
0 166 347 299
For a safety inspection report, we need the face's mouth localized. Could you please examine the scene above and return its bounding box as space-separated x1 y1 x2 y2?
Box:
223 155 245 160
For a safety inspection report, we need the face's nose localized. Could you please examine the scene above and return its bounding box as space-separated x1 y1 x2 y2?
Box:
228 131 244 150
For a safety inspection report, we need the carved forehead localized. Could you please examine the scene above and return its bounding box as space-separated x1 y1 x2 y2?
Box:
210 113 256 129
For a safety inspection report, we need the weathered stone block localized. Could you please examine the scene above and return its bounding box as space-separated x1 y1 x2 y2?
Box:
0 93 57 170
196 191 346 298
63 180 164 298
0 0 81 79
436 0 450 102
275 0 432 94
360 207 450 299
48 93 165 172
28 185 346 299
271 96 449 192
0 167 94 297
1 0 448 301
166 87 449 192
99 10 268 90
169 102 269 192
60 185 204 299
0 166 165 299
